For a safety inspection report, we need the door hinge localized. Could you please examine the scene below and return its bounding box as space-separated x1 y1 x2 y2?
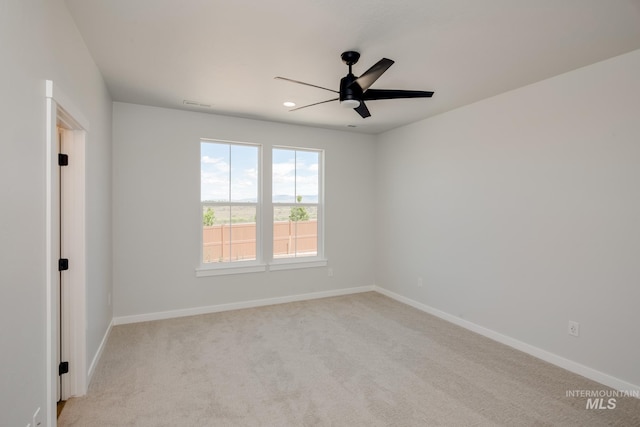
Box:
58 258 69 271
59 361 69 376
58 153 69 166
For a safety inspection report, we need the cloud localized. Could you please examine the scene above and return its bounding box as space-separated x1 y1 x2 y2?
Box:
201 170 229 201
272 161 296 178
203 149 318 202
245 168 258 179
272 159 318 198
201 155 230 173
201 171 226 185
201 168 258 202
201 155 221 164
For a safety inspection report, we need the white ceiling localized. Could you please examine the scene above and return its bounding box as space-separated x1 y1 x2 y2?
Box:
65 0 640 134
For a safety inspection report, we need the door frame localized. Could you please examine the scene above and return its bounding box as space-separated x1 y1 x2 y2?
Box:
45 80 89 426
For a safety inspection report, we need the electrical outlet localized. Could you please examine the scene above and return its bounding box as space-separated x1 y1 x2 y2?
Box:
327 267 333 277
417 277 423 287
568 321 580 337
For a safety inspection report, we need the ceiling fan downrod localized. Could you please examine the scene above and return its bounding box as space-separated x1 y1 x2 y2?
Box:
340 51 362 108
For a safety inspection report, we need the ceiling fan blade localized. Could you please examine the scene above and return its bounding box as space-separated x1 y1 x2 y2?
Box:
362 89 434 100
351 58 394 91
289 98 339 111
274 77 338 93
354 101 371 118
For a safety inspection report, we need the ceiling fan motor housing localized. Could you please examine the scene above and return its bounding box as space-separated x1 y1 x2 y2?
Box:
340 73 362 107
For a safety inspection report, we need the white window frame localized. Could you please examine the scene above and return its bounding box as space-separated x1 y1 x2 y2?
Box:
269 146 326 270
196 141 327 277
197 139 266 277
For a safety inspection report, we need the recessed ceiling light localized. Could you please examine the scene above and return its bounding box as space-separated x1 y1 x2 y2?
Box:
183 100 211 108
283 101 296 108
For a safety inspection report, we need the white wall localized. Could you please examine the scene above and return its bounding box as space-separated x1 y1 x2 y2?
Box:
375 49 640 387
112 103 376 317
0 0 112 425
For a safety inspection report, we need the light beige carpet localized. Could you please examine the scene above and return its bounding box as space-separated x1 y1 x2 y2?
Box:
58 292 640 426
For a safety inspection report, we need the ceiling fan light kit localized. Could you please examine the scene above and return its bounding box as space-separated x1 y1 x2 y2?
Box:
340 99 360 109
276 51 434 118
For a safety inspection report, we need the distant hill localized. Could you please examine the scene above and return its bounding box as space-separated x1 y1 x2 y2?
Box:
272 194 318 203
202 195 318 203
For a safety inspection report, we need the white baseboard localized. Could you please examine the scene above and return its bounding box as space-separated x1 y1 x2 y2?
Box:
374 286 640 395
113 285 375 326
87 318 113 386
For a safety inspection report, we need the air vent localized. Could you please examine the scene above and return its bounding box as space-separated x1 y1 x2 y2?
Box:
183 100 212 108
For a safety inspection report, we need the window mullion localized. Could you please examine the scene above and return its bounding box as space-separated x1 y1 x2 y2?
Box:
228 144 232 262
293 150 298 254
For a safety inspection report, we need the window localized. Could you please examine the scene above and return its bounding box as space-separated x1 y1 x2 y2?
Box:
198 140 325 276
200 140 260 265
272 148 322 261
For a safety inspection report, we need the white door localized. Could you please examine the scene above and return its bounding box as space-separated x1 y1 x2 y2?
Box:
57 127 71 402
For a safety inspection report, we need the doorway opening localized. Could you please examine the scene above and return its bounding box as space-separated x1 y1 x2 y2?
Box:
46 81 88 426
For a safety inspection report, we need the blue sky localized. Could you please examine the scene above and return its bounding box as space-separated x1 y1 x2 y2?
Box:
201 142 258 202
272 148 319 203
201 143 319 203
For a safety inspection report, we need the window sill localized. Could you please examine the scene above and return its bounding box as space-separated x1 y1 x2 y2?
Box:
196 263 267 277
269 258 328 271
195 258 328 277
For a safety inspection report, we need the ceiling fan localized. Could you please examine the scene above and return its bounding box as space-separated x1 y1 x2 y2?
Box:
275 51 434 118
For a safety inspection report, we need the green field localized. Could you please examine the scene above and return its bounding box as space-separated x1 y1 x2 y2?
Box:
203 205 317 224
